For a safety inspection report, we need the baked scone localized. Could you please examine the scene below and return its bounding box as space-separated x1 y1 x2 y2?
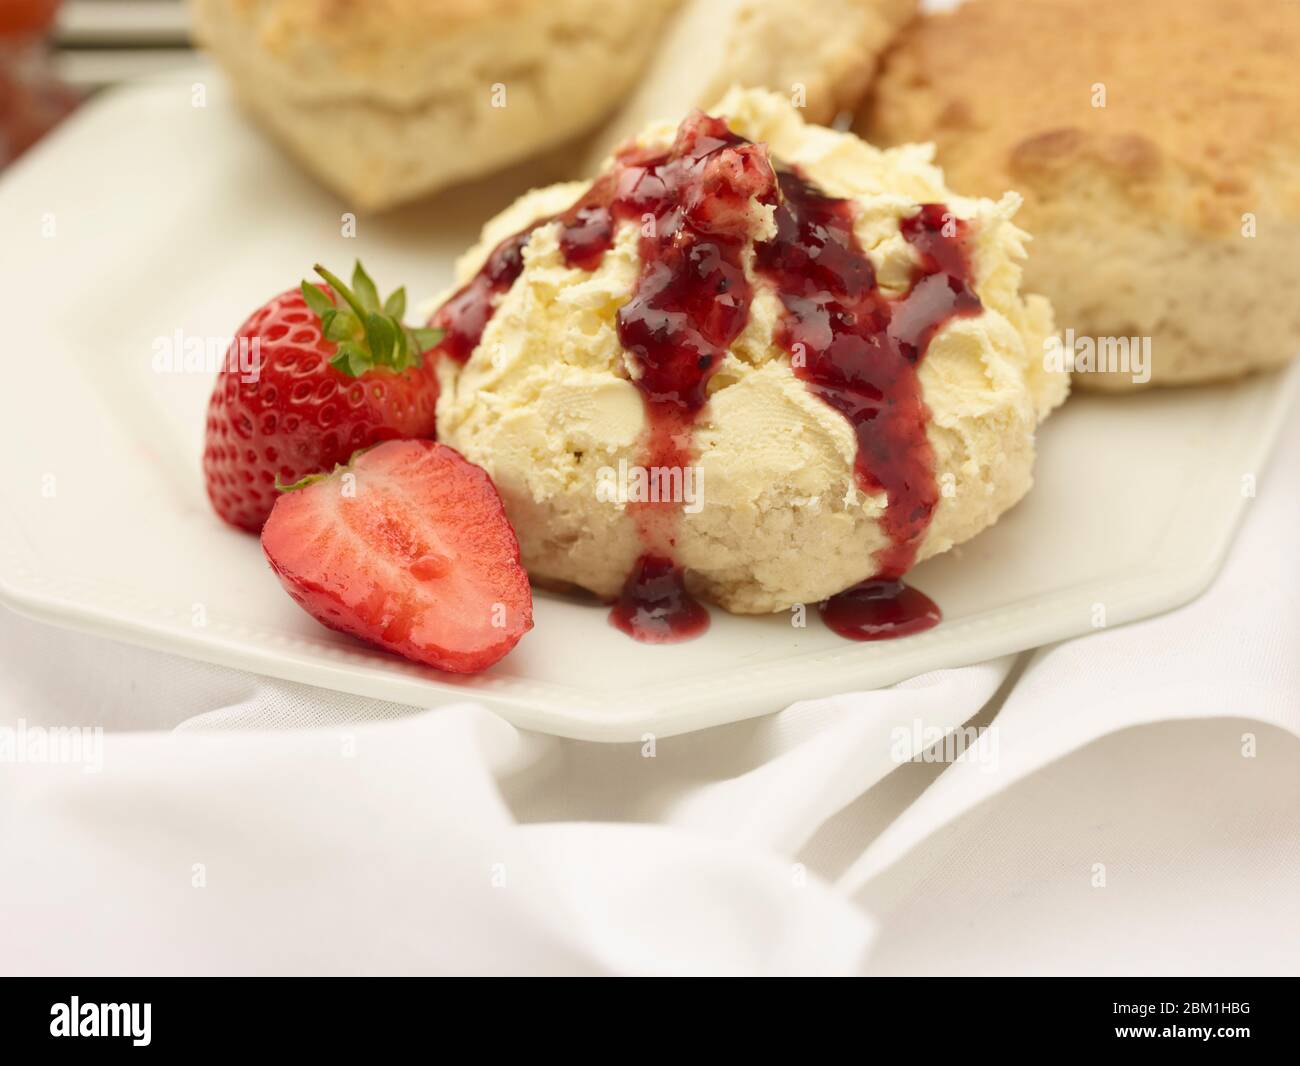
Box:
193 0 679 211
582 0 916 173
432 89 1067 614
862 0 1300 390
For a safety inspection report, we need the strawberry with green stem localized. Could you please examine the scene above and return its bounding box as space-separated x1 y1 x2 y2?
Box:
204 261 443 532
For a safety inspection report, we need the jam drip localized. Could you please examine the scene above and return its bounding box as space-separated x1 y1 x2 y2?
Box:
595 114 777 641
609 554 711 644
753 179 979 641
818 579 942 642
756 180 980 580
431 113 981 644
433 230 533 364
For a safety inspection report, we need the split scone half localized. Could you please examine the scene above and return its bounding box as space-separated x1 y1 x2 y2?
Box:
582 0 917 172
193 0 680 211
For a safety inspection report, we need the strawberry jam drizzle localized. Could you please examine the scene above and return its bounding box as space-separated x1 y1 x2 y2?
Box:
756 186 981 640
433 230 534 364
609 554 711 644
431 112 982 644
596 116 775 642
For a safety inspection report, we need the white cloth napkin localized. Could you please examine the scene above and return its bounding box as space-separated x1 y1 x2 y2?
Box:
1 414 1296 975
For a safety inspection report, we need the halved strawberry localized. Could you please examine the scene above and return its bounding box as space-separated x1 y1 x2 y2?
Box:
261 440 533 673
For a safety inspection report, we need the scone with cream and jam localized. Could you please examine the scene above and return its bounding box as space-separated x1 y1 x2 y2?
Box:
429 89 1067 631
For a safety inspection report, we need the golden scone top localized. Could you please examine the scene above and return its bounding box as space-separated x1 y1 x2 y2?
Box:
226 0 540 46
191 0 680 208
198 0 676 107
864 0 1300 234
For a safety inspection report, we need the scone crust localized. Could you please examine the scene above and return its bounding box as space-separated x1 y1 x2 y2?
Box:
197 0 589 105
584 0 917 171
193 0 679 209
708 0 918 125
863 0 1300 389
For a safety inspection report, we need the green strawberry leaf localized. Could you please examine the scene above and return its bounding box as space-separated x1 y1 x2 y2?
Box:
351 261 380 313
383 285 406 320
408 326 443 352
321 308 361 343
364 312 396 366
330 341 370 377
301 281 335 318
306 261 441 377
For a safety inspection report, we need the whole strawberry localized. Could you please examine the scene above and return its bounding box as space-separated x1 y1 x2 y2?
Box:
203 261 442 532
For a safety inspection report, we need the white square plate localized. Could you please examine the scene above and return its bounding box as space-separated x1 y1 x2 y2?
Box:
1 81 1295 741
